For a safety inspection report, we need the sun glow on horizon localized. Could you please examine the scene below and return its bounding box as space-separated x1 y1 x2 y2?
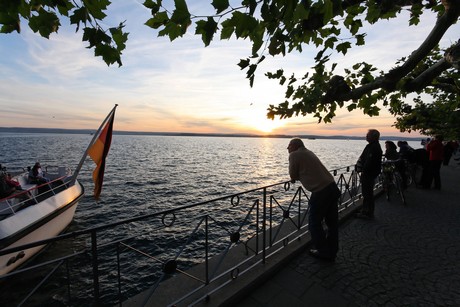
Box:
250 116 286 134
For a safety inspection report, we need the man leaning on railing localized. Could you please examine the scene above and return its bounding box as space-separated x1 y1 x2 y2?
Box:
287 137 341 262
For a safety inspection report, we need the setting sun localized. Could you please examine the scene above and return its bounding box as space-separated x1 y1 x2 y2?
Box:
251 117 285 133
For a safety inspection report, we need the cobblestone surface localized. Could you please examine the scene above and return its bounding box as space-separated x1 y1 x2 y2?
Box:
237 162 460 306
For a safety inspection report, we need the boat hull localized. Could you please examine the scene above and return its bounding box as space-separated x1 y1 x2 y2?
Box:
0 181 84 276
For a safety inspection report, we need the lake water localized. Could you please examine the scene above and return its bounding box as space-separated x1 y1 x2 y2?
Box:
0 133 422 304
1 134 376 225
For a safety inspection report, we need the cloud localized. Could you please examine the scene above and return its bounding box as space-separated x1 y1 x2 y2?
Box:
1 2 451 138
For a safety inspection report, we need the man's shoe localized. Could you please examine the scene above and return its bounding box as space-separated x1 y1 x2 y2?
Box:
309 249 335 262
355 212 374 219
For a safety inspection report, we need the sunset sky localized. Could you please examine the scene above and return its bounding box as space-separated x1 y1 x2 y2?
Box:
0 2 457 138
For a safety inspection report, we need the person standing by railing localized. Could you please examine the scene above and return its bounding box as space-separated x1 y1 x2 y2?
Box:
424 135 444 190
384 140 399 160
355 129 382 219
287 138 341 262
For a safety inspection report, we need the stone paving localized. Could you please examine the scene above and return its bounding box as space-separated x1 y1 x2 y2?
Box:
235 160 460 307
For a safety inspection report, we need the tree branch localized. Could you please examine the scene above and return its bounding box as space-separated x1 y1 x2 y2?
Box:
404 58 452 92
328 1 460 102
384 0 460 86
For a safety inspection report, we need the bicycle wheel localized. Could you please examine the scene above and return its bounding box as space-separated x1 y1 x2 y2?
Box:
405 169 413 186
381 173 391 201
405 161 416 187
393 172 406 205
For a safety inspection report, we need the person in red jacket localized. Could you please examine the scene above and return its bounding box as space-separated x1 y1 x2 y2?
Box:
424 135 444 189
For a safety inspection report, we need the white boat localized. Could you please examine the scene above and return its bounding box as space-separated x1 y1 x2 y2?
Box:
0 167 84 275
0 105 116 276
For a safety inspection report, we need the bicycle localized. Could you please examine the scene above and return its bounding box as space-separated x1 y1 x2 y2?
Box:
380 160 407 205
403 159 418 187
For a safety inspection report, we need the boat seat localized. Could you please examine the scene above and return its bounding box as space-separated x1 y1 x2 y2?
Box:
17 176 37 196
0 199 15 216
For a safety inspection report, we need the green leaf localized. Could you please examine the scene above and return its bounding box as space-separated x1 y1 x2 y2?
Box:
336 42 351 55
82 27 111 48
84 0 109 20
162 0 190 36
250 25 264 55
356 34 365 46
232 11 258 39
144 0 161 11
322 0 334 25
211 0 229 14
171 0 190 23
345 18 362 35
220 18 234 39
0 23 20 33
56 0 74 16
110 23 128 52
195 18 217 46
159 22 183 40
249 74 255 87
293 2 309 21
409 3 423 25
366 3 380 24
246 64 258 87
238 58 250 70
242 0 257 15
265 69 283 80
28 10 60 38
145 11 169 29
0 10 20 33
95 44 122 66
324 36 337 49
286 85 294 98
70 7 90 29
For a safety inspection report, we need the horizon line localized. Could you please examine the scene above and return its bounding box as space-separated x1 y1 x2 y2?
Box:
0 127 423 140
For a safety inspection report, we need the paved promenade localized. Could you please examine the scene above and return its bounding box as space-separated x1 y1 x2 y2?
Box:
234 159 460 306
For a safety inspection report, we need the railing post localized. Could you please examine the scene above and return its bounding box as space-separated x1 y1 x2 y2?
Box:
262 187 267 263
91 231 100 302
269 195 273 247
66 260 71 302
255 199 259 255
205 215 209 284
117 243 122 306
298 187 301 230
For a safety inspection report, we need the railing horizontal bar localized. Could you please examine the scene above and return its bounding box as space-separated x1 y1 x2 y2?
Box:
2 165 356 256
1 164 361 306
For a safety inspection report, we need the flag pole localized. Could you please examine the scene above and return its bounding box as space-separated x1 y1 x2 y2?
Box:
69 104 118 186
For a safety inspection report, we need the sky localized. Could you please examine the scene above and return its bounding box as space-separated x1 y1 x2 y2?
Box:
0 1 458 138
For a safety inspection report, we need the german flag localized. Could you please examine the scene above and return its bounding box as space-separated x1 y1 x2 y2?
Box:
88 110 115 200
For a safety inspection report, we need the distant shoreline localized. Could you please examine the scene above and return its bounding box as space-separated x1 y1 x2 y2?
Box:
0 127 420 141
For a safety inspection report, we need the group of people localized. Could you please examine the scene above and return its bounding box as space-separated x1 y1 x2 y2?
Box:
287 130 457 262
0 162 49 200
0 171 24 199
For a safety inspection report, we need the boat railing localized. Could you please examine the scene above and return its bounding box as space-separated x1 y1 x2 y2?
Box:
0 175 72 218
0 165 365 306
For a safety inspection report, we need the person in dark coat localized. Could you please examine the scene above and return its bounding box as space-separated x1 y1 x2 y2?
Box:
424 135 444 189
384 141 399 160
355 129 382 219
443 141 456 165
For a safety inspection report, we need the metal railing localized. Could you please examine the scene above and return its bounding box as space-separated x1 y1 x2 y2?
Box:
0 165 363 306
0 175 71 218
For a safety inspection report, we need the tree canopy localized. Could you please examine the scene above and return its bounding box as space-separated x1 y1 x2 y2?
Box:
1 0 459 138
